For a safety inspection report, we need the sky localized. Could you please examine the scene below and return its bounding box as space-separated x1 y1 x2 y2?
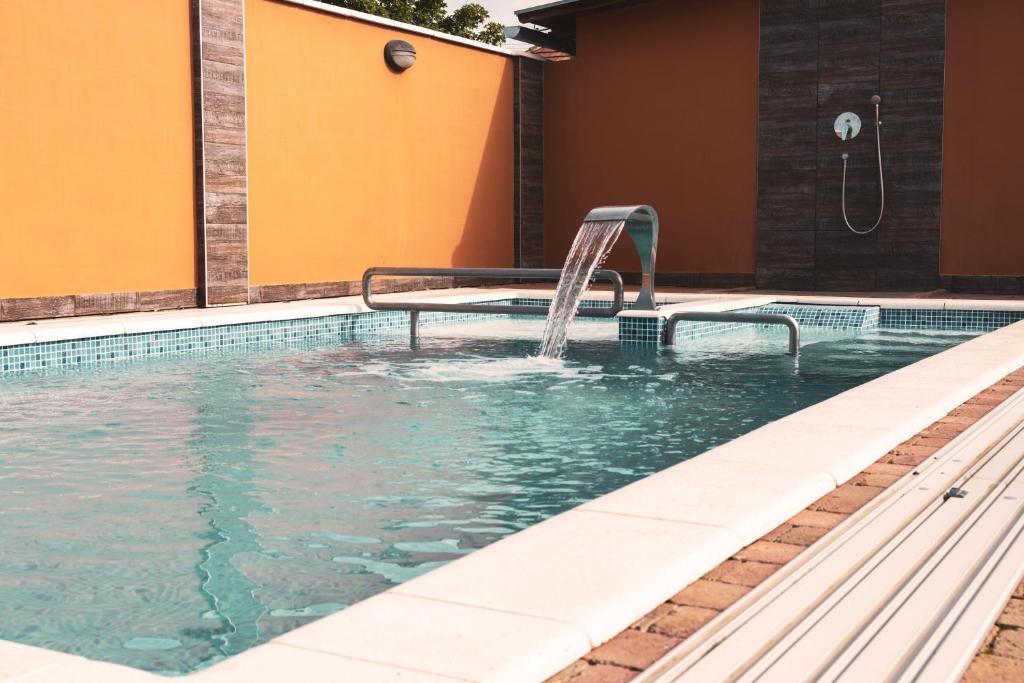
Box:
474 0 533 27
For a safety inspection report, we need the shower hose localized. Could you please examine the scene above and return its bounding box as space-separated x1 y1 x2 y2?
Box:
841 108 885 235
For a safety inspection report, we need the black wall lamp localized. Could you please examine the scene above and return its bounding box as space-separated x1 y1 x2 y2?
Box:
384 40 416 72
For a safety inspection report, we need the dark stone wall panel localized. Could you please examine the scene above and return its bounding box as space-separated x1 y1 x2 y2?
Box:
757 0 945 291
756 0 819 287
514 57 544 269
0 290 199 323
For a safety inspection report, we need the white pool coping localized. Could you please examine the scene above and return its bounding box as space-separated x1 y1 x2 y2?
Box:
3 291 1024 682
273 0 545 60
0 288 738 347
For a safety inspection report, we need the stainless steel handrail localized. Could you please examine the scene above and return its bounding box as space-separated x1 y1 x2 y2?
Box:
663 311 800 353
361 267 625 337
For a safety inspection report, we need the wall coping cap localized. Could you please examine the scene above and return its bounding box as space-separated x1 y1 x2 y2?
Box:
276 0 546 60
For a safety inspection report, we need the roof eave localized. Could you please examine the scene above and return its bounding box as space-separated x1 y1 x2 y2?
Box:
515 0 650 30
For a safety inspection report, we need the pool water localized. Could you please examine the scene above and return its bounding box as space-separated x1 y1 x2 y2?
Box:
0 318 978 673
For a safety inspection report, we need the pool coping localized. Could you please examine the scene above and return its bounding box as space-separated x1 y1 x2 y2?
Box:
3 290 1024 682
4 288 1024 349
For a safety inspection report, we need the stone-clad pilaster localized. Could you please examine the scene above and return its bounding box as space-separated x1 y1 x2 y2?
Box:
192 0 249 306
514 57 544 269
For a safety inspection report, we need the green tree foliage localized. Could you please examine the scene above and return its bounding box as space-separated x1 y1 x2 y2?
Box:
321 0 505 45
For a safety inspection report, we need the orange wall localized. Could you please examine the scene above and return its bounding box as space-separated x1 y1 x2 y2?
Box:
543 0 759 274
0 0 195 299
246 0 514 286
942 0 1024 277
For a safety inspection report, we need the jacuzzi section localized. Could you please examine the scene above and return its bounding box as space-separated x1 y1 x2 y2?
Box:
616 301 884 345
618 302 1024 345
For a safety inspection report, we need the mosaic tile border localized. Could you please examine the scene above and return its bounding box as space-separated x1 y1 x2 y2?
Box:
618 316 666 344
1 296 607 374
0 307 501 374
881 308 1024 331
624 304 1023 345
3 301 1023 374
511 297 673 313
760 304 879 330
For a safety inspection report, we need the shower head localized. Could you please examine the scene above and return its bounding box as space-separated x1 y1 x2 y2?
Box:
870 95 882 105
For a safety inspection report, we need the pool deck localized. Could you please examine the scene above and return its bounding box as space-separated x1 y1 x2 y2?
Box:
3 288 1024 682
548 369 1024 683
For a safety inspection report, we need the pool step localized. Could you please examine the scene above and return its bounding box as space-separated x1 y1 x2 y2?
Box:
638 386 1024 683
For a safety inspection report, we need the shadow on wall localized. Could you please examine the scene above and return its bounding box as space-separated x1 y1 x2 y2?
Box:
245 0 515 291
450 66 516 272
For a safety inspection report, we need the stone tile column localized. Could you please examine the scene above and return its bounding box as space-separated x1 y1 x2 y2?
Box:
192 0 249 306
514 57 544 269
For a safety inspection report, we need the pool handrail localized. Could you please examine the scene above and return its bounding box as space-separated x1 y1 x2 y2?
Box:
663 311 800 354
361 267 625 337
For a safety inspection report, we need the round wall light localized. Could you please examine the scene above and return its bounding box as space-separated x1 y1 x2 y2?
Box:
384 40 416 72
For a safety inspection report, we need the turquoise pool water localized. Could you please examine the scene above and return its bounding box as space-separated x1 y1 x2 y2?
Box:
0 318 978 673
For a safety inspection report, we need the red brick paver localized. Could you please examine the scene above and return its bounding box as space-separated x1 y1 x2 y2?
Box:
586 630 680 670
670 579 750 610
639 604 719 639
962 654 1024 682
962 581 1024 681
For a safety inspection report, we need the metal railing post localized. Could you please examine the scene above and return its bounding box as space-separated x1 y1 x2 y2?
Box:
362 267 626 321
409 310 420 339
663 311 800 354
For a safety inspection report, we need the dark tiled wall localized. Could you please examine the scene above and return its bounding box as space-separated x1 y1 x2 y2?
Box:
514 57 545 269
0 290 199 323
757 0 946 291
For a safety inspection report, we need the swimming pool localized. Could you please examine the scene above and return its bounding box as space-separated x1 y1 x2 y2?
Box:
0 308 984 674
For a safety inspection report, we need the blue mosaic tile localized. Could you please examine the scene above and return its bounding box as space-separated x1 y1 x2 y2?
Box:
0 306 505 375
759 304 879 330
3 299 1022 374
509 296 666 315
880 308 1024 332
619 306 765 345
624 303 1022 346
618 316 665 344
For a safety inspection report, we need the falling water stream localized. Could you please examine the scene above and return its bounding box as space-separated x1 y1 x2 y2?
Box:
538 219 626 358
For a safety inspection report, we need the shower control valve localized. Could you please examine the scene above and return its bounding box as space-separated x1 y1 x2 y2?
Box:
834 112 862 140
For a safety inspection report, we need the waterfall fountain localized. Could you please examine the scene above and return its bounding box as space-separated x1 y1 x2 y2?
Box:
538 205 659 358
361 205 657 356
538 220 624 358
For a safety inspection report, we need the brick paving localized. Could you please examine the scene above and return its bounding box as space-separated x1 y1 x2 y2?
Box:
547 369 1024 682
962 580 1024 682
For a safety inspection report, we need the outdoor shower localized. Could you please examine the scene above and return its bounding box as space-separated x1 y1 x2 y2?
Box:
834 95 885 235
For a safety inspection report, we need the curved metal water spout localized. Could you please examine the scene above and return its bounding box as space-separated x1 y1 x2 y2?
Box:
584 205 659 310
